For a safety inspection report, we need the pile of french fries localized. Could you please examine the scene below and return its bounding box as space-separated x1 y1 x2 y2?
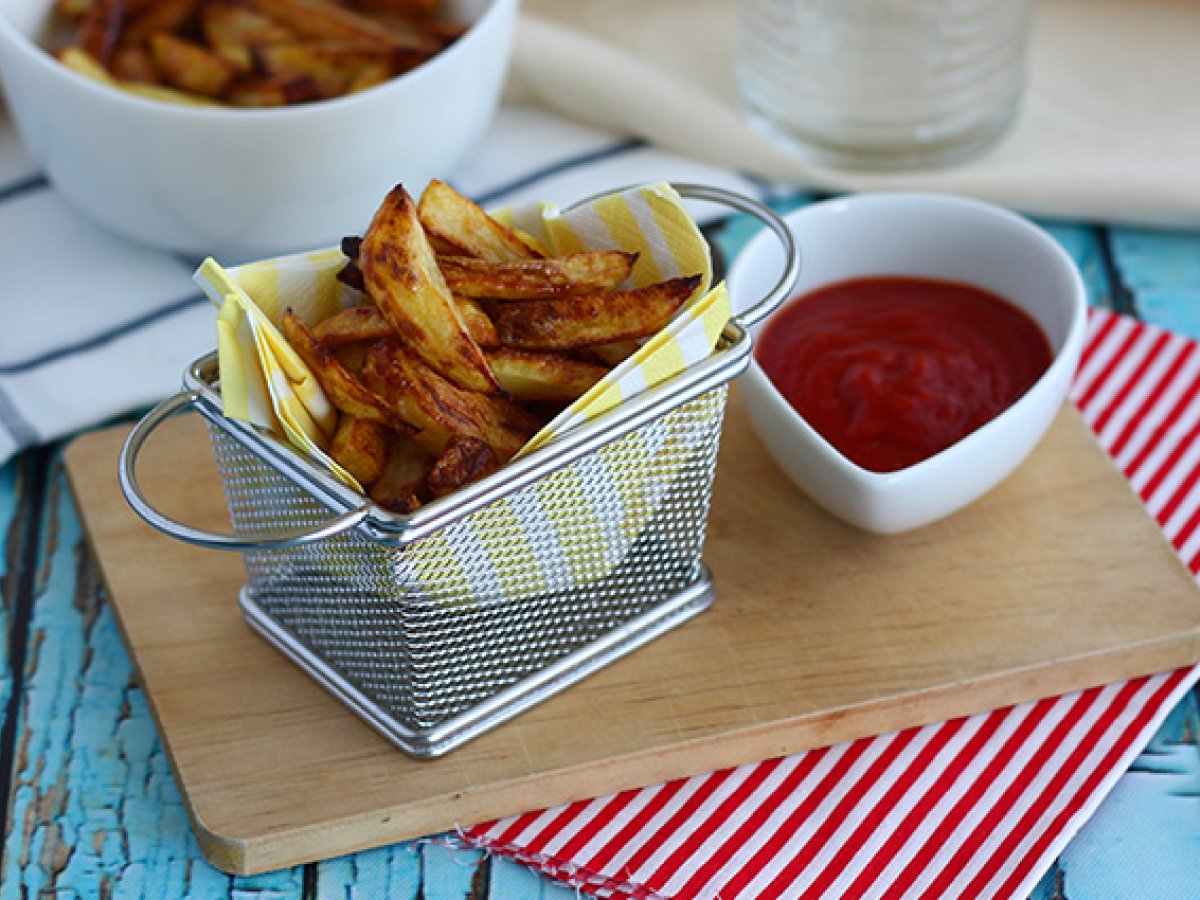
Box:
51 0 463 106
282 180 703 513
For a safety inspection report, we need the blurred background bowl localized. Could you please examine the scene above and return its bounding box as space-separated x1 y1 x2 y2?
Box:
727 192 1088 534
0 0 516 260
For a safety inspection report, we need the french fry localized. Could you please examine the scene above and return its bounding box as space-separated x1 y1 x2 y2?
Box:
349 0 438 18
417 179 542 262
313 305 394 345
362 341 538 460
240 0 438 51
282 310 416 432
585 340 641 367
226 73 320 106
121 0 201 46
368 436 430 513
492 275 702 351
425 436 499 498
254 40 426 98
149 32 237 98
438 251 638 301
73 0 127 65
359 184 499 394
485 348 608 403
329 414 389 485
202 0 298 71
110 45 159 82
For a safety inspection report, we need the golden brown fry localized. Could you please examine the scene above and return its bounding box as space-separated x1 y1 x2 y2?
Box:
254 40 426 98
452 295 499 348
330 415 389 485
584 340 640 367
226 73 319 106
359 183 499 394
149 32 237 98
362 341 538 460
121 0 201 46
202 0 298 71
282 310 416 432
240 0 438 51
110 45 158 83
438 251 637 301
73 0 127 65
349 0 438 18
492 275 702 351
312 305 395 345
368 436 430 513
425 436 499 498
417 179 541 262
485 348 608 403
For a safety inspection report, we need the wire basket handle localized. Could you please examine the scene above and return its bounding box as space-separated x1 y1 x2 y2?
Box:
669 183 801 329
119 390 369 550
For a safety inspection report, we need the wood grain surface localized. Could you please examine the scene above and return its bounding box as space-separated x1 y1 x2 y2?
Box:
61 386 1200 876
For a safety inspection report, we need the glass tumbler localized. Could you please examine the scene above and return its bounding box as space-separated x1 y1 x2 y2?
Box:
736 0 1035 169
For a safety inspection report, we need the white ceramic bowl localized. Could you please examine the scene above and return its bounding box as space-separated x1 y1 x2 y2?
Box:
726 192 1088 534
0 0 516 260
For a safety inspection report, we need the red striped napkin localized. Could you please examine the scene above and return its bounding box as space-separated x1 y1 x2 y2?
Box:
461 309 1200 899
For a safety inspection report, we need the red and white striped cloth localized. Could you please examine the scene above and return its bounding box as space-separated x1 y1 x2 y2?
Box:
461 309 1200 900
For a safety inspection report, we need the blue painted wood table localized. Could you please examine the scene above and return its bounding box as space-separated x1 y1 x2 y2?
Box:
2 198 1198 898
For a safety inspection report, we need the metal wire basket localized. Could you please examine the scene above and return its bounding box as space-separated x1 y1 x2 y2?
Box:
119 184 799 758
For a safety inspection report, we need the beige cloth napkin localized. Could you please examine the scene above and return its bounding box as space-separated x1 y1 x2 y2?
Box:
507 0 1200 229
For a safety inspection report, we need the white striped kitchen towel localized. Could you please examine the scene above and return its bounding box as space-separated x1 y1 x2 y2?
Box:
459 308 1200 899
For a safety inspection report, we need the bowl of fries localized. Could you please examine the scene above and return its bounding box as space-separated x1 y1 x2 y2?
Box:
0 0 516 259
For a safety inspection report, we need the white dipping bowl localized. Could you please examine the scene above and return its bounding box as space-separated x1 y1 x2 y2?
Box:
726 192 1088 534
0 0 516 260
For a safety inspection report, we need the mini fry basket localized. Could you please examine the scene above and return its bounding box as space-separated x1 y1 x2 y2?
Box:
119 185 799 758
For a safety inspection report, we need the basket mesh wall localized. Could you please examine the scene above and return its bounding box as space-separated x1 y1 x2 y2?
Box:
207 386 728 734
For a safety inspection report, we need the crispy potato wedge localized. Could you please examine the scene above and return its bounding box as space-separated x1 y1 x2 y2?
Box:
149 33 237 98
426 435 499 498
312 305 395 345
110 45 159 82
202 0 298 71
493 274 702 351
330 415 389 486
226 73 319 105
359 184 499 394
313 301 496 350
362 341 538 460
368 436 430 513
282 310 416 432
254 40 426 97
438 251 637 300
73 0 125 64
121 0 201 46
486 348 608 403
241 0 438 51
584 340 641 367
417 179 541 262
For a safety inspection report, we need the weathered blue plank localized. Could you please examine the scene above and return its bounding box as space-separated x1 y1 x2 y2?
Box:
1038 222 1110 312
420 840 484 900
489 853 581 899
1053 688 1200 899
1109 227 1200 337
316 840 422 898
0 457 304 898
0 457 21 715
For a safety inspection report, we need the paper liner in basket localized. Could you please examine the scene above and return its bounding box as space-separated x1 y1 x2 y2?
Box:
194 182 730 598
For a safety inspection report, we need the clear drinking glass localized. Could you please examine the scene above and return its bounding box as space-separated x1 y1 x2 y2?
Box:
736 0 1036 169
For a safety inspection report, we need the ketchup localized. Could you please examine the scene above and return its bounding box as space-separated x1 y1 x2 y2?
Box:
755 277 1053 473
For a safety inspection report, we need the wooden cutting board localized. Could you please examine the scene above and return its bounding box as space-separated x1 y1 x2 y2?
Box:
63 390 1200 876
